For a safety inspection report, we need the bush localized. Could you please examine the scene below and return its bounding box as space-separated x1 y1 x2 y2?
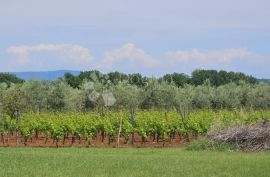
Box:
186 138 239 152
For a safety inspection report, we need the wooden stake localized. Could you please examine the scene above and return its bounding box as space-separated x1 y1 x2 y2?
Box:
1 112 5 144
117 107 123 147
130 106 135 144
16 110 20 146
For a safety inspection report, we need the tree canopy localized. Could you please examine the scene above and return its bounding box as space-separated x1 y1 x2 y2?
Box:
0 69 267 113
0 73 24 86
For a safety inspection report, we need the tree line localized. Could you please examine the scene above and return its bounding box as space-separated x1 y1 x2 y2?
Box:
0 69 258 88
63 69 258 88
0 69 269 118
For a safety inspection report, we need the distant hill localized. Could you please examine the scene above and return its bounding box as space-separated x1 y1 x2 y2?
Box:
9 70 80 80
258 79 270 84
3 70 269 83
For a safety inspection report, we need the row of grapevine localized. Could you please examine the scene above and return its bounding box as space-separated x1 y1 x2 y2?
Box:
1 110 270 146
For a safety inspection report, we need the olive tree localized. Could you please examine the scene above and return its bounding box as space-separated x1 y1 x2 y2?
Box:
246 83 270 109
21 80 50 113
113 82 142 109
191 80 214 109
47 80 69 111
3 84 25 118
64 87 85 112
112 82 143 144
141 80 178 110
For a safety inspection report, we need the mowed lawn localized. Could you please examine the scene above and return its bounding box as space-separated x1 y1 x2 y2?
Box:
0 148 270 177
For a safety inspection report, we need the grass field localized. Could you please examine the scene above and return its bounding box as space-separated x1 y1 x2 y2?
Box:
0 148 270 177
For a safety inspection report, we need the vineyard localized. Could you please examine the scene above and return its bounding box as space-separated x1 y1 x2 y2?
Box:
1 110 270 147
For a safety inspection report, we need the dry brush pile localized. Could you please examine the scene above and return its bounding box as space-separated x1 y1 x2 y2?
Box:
207 121 270 151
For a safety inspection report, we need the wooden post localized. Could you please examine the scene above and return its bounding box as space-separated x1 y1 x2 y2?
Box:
16 110 20 146
130 106 135 144
117 106 123 147
1 112 5 144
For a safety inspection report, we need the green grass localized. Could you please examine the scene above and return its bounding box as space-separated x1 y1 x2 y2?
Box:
0 148 270 177
186 138 240 152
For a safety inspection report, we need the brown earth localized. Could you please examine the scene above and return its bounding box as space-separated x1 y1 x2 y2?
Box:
0 132 197 148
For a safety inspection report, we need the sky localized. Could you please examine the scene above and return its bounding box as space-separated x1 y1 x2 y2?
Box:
0 0 269 78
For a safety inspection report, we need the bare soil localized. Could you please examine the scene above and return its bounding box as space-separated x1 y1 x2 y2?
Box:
0 132 197 148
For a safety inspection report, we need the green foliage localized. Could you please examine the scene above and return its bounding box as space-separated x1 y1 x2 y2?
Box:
64 69 259 89
141 80 178 109
47 80 69 111
128 73 148 87
191 69 258 86
186 138 240 152
112 82 142 109
21 80 50 112
3 85 25 118
162 72 189 87
1 109 270 145
1 70 269 112
108 71 128 85
0 73 24 86
64 72 80 88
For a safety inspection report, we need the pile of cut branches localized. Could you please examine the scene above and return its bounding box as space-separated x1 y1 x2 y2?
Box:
207 121 270 151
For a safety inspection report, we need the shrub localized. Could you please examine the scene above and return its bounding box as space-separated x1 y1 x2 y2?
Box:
186 138 239 152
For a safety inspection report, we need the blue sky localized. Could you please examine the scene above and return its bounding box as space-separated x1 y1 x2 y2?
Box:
0 0 269 78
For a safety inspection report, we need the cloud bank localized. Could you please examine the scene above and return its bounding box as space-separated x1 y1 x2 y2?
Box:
166 48 256 66
100 43 160 69
7 44 94 66
5 43 267 76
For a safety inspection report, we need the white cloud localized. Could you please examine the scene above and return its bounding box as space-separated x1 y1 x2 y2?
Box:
5 43 268 77
99 43 160 69
166 48 256 66
7 44 94 66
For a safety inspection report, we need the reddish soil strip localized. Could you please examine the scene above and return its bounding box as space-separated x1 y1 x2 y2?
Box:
0 133 197 148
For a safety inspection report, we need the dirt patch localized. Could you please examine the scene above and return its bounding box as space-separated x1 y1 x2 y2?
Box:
0 132 196 148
